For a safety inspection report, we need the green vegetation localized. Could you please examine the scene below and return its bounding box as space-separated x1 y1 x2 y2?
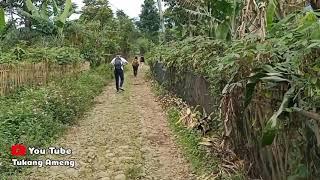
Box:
125 165 144 180
0 65 112 176
1 0 142 66
0 0 150 176
148 11 320 136
137 0 160 43
162 0 240 41
167 107 217 174
148 0 320 179
1 0 320 178
0 0 169 178
0 7 5 33
0 46 82 64
18 0 73 36
153 82 245 179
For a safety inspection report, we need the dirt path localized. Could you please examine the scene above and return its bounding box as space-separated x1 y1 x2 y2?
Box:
20 66 196 180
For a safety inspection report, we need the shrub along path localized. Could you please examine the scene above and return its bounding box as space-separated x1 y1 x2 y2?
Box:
21 66 196 180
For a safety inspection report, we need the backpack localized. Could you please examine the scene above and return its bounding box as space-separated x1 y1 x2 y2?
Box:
114 57 122 70
132 59 139 67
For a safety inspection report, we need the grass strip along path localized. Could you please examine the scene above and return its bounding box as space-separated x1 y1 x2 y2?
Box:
18 66 196 180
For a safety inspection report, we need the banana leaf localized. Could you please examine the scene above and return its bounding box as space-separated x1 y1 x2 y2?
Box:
244 64 291 108
39 0 49 19
266 0 278 29
215 21 231 41
262 64 278 73
261 86 295 146
260 76 290 82
244 71 266 108
17 9 34 20
26 0 40 17
52 0 60 16
56 0 72 27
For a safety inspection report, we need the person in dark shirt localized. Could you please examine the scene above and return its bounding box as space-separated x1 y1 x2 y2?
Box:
111 55 128 93
132 56 140 77
140 56 145 69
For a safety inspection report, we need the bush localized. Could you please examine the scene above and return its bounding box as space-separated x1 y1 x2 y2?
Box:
0 46 83 64
147 11 320 179
0 65 111 176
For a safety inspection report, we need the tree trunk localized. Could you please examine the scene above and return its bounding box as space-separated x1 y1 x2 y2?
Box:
22 3 32 29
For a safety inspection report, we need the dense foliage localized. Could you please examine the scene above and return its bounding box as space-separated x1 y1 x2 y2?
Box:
149 11 320 111
2 0 319 178
0 46 82 64
162 0 241 40
137 0 160 43
0 0 147 177
148 9 320 178
1 0 143 66
18 0 74 36
0 65 112 176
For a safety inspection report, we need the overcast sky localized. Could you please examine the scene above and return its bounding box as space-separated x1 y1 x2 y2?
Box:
69 0 164 20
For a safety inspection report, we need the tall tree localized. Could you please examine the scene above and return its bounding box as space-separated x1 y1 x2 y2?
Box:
116 10 136 58
76 1 139 66
137 0 160 43
80 0 113 28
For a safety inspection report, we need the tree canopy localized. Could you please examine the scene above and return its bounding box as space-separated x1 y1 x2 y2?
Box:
137 0 160 43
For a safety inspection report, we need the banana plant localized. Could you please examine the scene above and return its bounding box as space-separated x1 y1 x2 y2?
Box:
19 0 74 36
51 0 73 33
182 0 241 40
244 64 299 146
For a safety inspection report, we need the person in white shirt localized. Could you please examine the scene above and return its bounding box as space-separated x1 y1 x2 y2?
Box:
111 55 128 92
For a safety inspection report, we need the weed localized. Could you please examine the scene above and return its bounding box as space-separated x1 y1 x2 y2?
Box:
125 165 143 180
166 107 218 175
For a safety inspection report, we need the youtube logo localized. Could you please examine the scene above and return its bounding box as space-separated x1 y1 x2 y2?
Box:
11 144 27 156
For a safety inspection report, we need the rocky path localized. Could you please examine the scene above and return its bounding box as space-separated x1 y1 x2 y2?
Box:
20 66 196 180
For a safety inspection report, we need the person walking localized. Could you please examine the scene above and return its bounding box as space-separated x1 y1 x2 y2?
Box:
111 55 128 93
140 56 145 69
132 56 140 77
